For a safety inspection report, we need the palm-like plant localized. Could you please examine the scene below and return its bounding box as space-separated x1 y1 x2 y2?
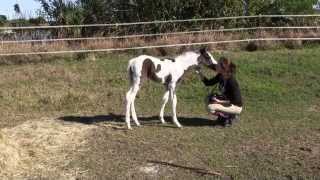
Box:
36 0 83 25
14 4 21 14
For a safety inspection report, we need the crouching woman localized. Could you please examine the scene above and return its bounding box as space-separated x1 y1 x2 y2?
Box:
197 57 243 127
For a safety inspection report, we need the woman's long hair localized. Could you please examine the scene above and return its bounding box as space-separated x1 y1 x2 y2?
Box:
219 57 236 77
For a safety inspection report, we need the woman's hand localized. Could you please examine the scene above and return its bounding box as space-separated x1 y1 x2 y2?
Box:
211 97 230 104
195 66 201 74
195 66 205 79
209 96 230 105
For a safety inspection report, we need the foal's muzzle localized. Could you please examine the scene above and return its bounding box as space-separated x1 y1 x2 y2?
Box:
208 64 217 71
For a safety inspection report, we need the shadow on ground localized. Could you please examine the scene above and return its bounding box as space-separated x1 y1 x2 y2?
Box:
58 113 223 127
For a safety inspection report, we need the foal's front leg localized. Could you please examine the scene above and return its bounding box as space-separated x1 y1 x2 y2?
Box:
170 87 182 128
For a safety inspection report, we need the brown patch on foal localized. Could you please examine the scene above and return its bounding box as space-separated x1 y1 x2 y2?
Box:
128 66 135 85
164 74 172 89
141 59 162 82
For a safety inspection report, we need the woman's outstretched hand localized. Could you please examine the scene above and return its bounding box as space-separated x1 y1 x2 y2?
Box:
211 97 230 105
195 66 205 80
195 66 201 74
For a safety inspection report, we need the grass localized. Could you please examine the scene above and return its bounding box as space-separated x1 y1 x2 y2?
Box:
0 47 320 179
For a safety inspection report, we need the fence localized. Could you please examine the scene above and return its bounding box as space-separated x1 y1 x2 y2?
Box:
1 14 320 56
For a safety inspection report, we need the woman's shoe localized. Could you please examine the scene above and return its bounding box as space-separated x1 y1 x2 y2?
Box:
229 115 240 125
223 118 232 127
215 116 226 126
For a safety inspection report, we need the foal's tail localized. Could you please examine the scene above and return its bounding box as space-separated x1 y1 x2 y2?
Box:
127 59 136 86
128 66 134 86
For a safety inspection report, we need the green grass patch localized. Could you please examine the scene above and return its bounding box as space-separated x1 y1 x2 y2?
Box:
0 48 319 179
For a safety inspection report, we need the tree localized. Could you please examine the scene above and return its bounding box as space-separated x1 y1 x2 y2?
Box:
14 4 21 14
36 0 84 38
78 0 113 24
0 15 7 26
13 3 23 19
248 0 317 15
28 17 47 25
36 0 83 25
281 0 317 14
33 0 318 36
243 0 249 15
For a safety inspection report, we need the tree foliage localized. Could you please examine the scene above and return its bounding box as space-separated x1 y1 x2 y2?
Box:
35 0 318 25
36 0 83 25
248 0 317 15
14 4 21 14
0 15 7 26
31 0 318 36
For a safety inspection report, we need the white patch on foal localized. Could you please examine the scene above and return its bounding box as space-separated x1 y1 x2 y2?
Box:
125 48 217 129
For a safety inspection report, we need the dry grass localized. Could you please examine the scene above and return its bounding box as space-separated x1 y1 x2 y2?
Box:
0 118 97 179
1 29 320 54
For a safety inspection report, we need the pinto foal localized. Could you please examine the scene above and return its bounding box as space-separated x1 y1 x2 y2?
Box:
125 49 217 129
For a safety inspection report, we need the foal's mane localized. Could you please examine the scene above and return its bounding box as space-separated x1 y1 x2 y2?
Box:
173 51 199 61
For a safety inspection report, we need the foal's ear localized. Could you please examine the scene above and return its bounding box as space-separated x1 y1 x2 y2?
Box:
199 47 207 55
199 47 210 59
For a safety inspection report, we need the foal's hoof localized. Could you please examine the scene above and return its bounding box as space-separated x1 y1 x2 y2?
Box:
176 125 183 128
133 121 141 127
160 117 166 124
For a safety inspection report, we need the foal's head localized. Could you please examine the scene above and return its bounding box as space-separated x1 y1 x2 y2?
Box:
198 48 218 69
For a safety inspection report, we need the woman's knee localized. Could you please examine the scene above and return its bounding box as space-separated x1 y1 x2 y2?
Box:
207 103 218 113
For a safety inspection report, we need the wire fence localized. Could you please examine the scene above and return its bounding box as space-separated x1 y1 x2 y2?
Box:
1 38 320 57
1 14 320 56
1 26 320 44
1 14 320 30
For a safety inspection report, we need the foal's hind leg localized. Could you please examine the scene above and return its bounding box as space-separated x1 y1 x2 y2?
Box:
159 90 170 124
171 91 182 128
130 84 141 126
125 87 133 129
169 85 182 128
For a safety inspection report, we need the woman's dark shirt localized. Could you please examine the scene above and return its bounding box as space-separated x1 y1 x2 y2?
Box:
202 74 243 107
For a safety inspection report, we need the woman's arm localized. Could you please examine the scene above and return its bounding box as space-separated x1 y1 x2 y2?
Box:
195 66 221 86
198 72 221 86
212 98 230 105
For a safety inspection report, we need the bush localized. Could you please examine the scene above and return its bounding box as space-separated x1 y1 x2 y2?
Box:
246 42 258 52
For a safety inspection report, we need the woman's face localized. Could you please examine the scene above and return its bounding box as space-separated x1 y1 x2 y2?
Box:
216 63 225 74
216 62 231 79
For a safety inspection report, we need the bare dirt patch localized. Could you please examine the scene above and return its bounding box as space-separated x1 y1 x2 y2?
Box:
225 131 320 177
0 118 97 179
307 105 320 112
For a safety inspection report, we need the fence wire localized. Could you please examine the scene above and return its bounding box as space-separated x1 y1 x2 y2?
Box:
1 15 320 56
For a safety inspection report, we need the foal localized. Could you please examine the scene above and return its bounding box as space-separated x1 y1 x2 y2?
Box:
125 48 217 129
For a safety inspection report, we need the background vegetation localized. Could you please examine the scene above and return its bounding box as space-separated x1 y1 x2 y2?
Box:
1 0 319 59
0 0 318 27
